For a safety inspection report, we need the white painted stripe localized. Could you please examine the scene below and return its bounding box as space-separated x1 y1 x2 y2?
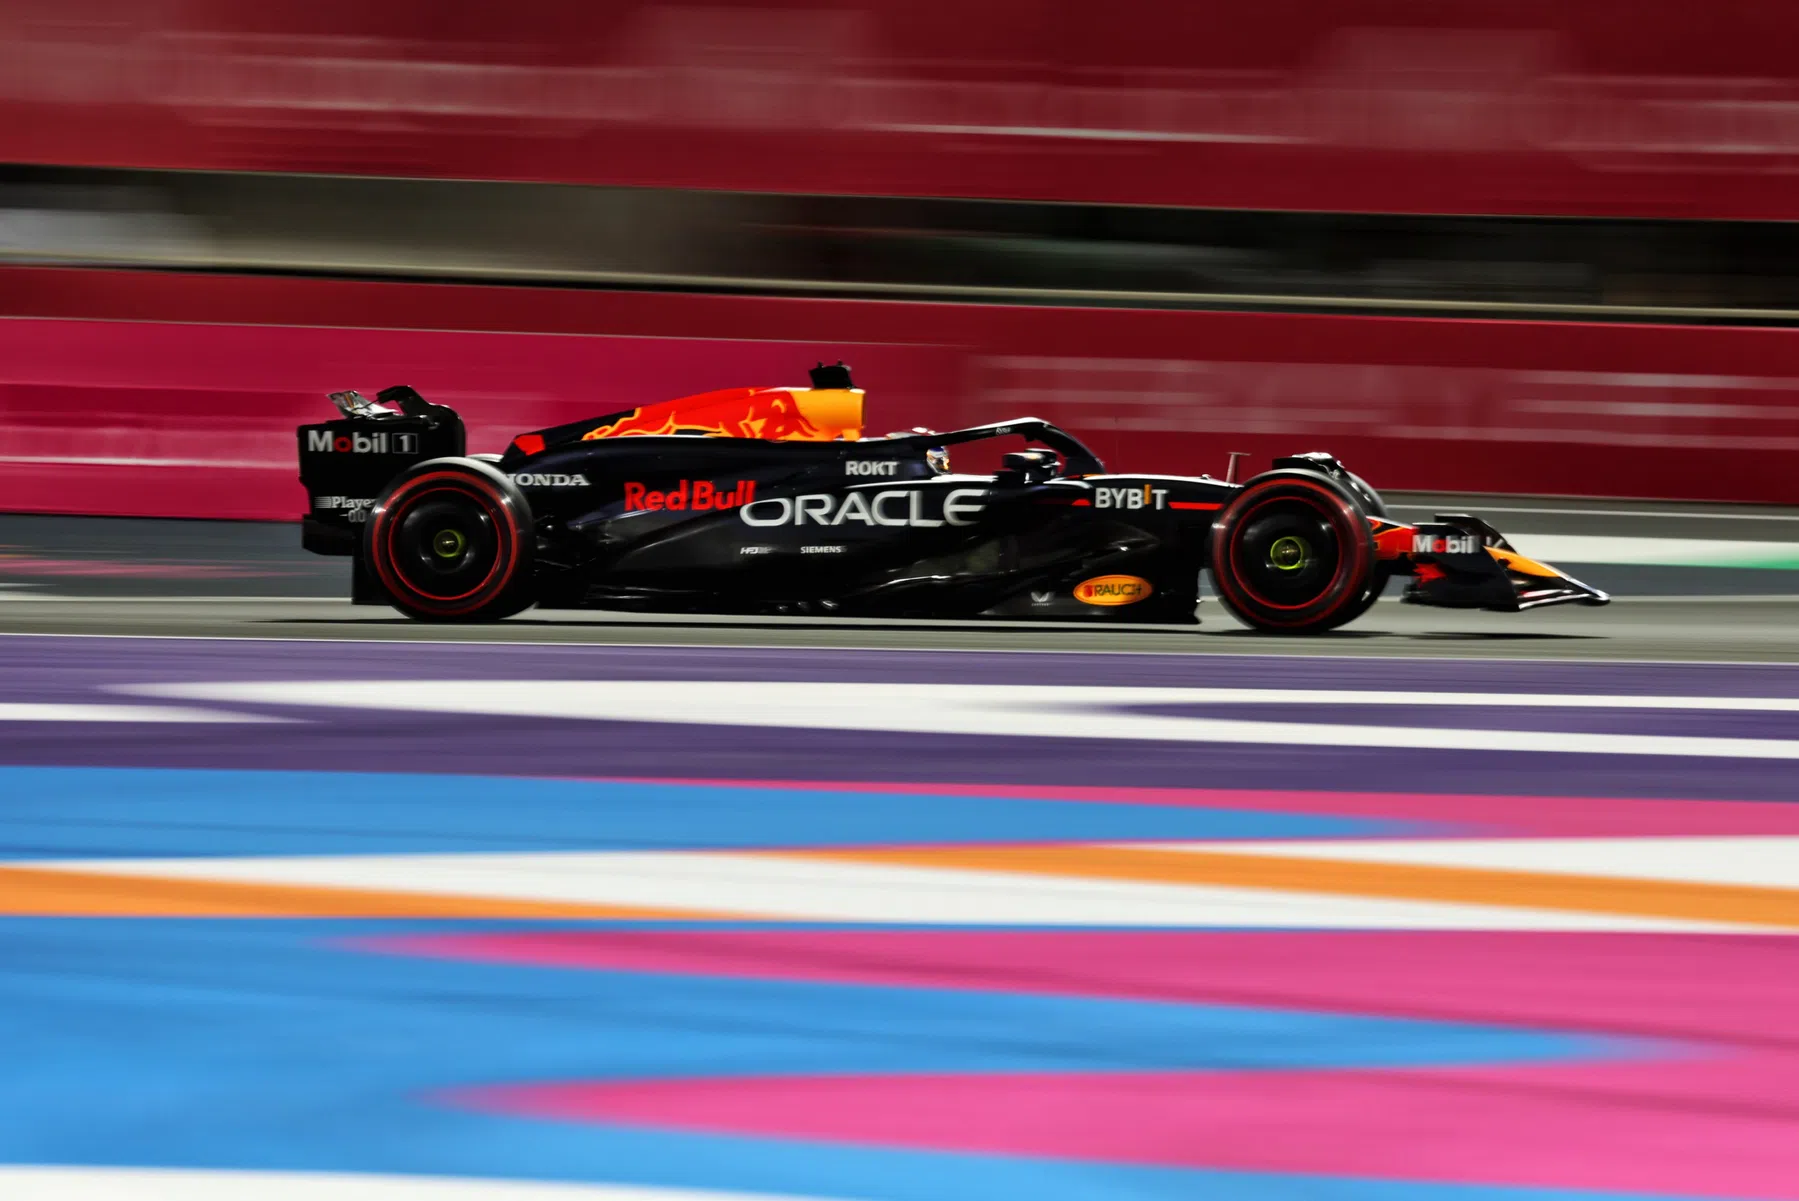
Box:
123 680 1799 712
0 456 285 468
0 704 285 723
1507 533 1799 568
120 681 1799 759
0 1166 831 1201
17 851 1746 932
1389 503 1799 522
1130 836 1799 891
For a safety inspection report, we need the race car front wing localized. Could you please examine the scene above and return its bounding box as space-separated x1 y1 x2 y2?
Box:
1373 513 1611 612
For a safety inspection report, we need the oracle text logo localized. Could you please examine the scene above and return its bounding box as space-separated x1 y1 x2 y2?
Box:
740 488 985 528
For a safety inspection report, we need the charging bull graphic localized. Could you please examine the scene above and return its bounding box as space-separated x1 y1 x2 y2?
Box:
583 386 862 443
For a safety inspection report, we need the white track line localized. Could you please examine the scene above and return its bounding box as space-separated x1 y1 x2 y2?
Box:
119 680 1799 759
0 703 285 723
1390 504 1799 522
8 629 1797 671
0 1167 832 1201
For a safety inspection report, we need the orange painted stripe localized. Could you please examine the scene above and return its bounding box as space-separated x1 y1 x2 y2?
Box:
0 866 726 919
795 844 1799 930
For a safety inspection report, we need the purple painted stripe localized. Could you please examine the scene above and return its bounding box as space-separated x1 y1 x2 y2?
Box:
1 636 1797 800
3 633 1799 696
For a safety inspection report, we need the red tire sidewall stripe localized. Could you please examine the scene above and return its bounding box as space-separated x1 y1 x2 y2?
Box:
1226 494 1353 612
384 485 507 604
1212 478 1372 627
369 469 522 616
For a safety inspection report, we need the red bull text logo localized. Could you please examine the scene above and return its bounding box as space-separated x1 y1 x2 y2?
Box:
1074 574 1154 606
624 479 756 512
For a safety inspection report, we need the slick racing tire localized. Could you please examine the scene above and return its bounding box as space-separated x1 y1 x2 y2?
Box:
1343 470 1388 518
1208 469 1378 634
365 457 536 622
1338 565 1394 625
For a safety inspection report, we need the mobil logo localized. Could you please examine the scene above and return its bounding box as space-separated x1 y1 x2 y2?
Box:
1412 532 1482 555
624 479 757 512
1074 574 1154 606
306 429 418 455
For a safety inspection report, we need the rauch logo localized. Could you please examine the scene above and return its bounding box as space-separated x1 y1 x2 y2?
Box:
1074 574 1153 606
624 480 756 512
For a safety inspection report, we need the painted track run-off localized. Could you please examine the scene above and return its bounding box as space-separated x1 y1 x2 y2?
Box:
4 502 1799 1200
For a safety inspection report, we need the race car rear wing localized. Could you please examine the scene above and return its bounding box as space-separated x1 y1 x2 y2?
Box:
297 385 464 555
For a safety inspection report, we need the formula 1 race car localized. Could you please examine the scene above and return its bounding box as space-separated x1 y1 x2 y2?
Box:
297 363 1609 632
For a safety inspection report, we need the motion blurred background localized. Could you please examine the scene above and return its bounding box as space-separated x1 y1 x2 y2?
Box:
2 0 1798 520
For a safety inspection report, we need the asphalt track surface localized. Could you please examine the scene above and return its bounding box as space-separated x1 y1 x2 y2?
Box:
4 496 1799 660
5 501 1799 1201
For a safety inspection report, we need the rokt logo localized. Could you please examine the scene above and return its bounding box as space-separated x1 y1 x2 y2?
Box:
625 479 755 511
740 488 986 528
306 429 418 455
846 460 901 476
512 473 591 488
1074 574 1154 606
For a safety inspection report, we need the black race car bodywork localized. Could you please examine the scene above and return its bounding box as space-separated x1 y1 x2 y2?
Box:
297 364 1609 632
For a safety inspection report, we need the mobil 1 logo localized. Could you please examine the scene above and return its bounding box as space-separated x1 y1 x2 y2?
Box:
1413 532 1482 555
307 429 419 455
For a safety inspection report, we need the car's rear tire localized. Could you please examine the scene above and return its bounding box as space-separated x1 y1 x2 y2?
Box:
1208 469 1377 634
364 458 535 622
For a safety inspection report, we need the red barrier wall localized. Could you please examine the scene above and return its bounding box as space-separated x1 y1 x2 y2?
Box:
2 268 1797 517
9 0 1799 217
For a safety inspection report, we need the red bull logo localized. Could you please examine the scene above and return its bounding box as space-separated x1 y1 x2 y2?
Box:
624 479 756 512
583 387 862 443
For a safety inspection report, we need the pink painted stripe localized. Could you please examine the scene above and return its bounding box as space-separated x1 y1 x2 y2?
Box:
410 928 1799 1196
591 777 1799 837
459 1057 1799 1199
373 930 1799 1043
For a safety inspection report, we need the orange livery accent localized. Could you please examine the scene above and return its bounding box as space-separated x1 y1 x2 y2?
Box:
1488 545 1566 578
1371 520 1418 559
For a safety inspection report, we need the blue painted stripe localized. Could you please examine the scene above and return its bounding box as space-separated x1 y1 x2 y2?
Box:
0 918 1643 1194
0 768 1418 859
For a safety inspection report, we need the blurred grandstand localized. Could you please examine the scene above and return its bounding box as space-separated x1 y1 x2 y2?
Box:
2 0 1799 517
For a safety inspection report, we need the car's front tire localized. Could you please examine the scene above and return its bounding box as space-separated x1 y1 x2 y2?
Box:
1208 469 1377 634
364 458 535 622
